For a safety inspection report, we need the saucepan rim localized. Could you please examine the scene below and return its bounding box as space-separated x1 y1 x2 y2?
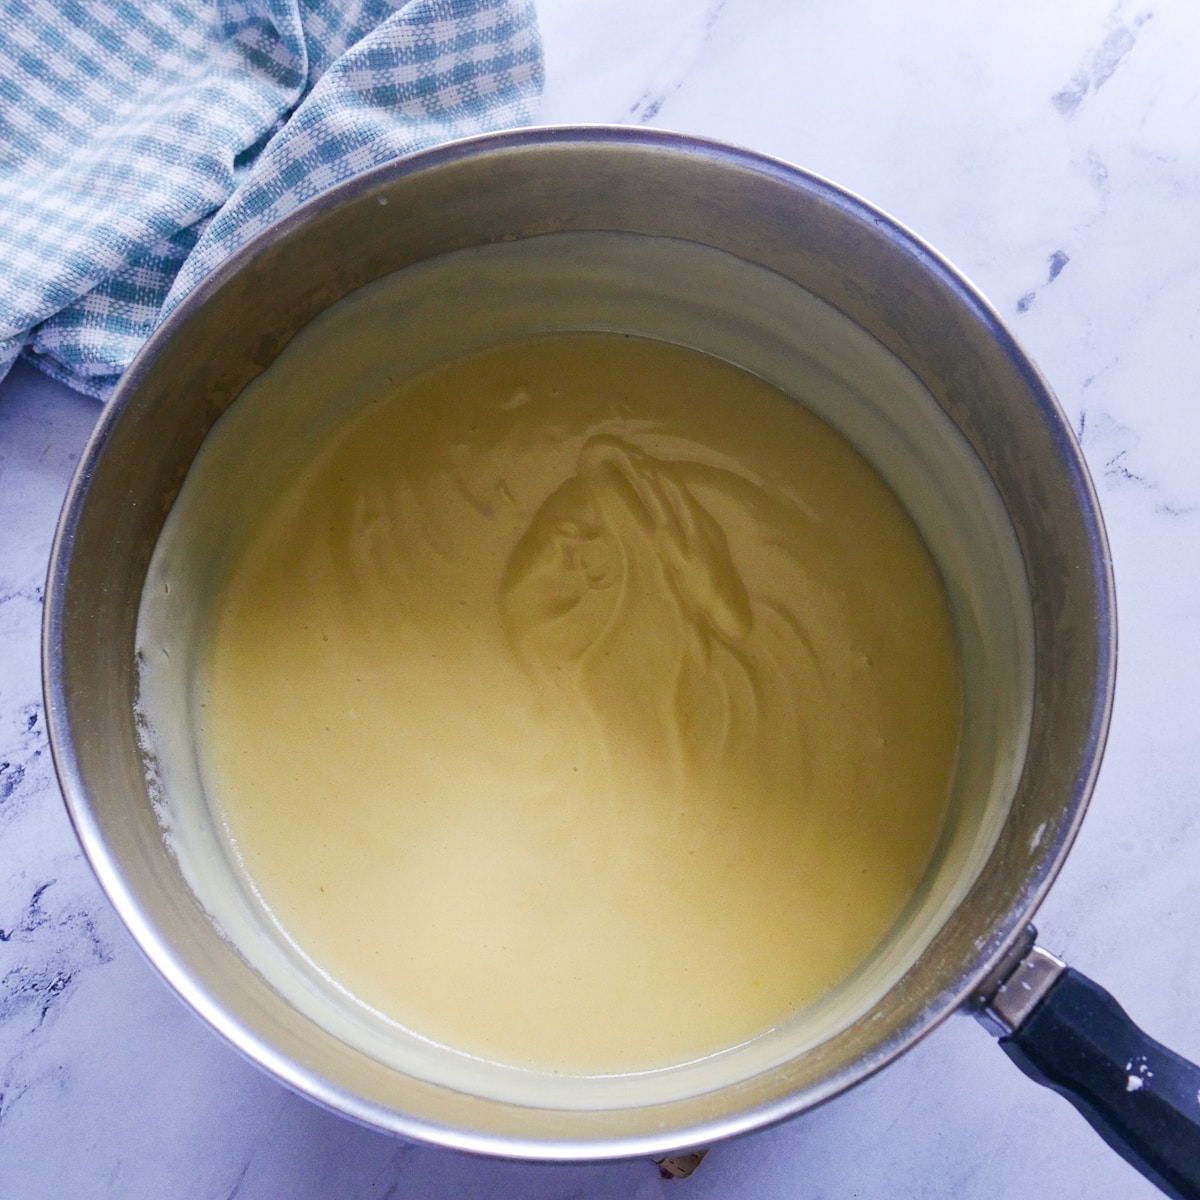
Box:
42 125 1116 1159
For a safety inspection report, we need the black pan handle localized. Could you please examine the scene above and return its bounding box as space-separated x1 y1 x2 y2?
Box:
976 928 1200 1200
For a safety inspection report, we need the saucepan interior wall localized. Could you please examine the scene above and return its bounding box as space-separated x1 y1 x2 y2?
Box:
135 230 1034 1110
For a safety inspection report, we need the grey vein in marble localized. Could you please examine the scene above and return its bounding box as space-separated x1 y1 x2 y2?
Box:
629 0 727 123
1053 6 1154 117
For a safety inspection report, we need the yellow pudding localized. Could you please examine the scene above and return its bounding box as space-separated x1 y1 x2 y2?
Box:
201 332 961 1074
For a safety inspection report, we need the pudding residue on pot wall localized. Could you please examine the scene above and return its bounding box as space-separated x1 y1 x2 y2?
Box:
194 330 961 1074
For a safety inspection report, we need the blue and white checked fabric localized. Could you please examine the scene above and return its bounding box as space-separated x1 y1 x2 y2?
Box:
0 0 543 399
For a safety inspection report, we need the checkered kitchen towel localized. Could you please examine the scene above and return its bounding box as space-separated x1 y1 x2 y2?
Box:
0 0 543 399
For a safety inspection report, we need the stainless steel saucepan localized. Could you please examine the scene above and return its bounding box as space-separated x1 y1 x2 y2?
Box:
42 128 1200 1196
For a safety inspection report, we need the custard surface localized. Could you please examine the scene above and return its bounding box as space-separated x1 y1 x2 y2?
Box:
203 332 961 1073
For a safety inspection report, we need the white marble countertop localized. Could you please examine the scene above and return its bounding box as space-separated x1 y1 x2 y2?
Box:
3 1 1199 1196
